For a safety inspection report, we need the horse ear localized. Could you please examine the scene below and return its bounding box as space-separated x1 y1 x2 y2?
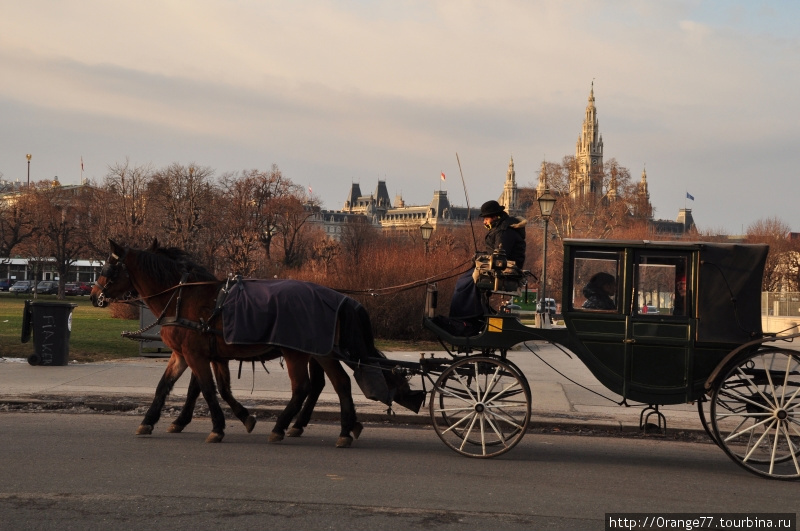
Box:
108 239 124 255
149 238 159 251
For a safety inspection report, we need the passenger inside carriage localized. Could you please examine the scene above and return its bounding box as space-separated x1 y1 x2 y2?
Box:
581 272 618 311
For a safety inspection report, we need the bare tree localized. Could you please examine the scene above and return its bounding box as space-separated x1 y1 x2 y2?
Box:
338 216 378 266
215 171 269 276
0 187 36 258
95 159 154 249
19 182 92 297
747 217 794 292
274 194 318 268
148 163 215 258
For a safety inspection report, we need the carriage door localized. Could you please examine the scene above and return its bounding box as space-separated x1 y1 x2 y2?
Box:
626 252 692 402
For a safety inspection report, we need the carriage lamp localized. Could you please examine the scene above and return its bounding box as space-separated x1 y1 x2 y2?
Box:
537 188 556 328
420 221 433 254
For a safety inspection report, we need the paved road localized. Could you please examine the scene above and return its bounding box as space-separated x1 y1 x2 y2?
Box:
1 412 797 531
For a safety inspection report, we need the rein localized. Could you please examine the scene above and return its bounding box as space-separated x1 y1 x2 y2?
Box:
334 259 473 296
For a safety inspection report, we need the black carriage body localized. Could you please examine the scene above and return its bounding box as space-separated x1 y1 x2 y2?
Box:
558 239 768 405
425 239 769 406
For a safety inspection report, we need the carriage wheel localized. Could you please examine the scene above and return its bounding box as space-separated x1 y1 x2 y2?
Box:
710 348 800 480
430 356 531 458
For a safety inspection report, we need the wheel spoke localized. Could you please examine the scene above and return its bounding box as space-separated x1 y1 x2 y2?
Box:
458 413 480 452
780 423 800 475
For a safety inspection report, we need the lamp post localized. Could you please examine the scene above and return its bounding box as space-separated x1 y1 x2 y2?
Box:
537 188 557 328
26 154 31 186
419 220 433 254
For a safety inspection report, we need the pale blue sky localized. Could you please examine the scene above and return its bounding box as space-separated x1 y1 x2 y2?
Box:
1 1 798 233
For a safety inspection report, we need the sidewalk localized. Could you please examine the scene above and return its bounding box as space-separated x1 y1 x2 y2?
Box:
0 342 712 437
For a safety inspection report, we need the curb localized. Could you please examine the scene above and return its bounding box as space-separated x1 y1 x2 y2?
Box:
0 395 713 442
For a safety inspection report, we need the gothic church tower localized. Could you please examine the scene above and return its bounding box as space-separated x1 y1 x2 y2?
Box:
571 82 604 201
498 155 519 215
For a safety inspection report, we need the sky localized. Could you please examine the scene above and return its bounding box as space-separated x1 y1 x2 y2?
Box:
1 0 798 234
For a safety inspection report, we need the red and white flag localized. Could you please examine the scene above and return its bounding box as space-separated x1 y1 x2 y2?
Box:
440 172 446 181
308 185 313 194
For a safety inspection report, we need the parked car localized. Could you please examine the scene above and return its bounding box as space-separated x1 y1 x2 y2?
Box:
64 282 92 296
64 283 81 296
0 278 11 291
536 297 557 315
9 280 32 294
36 281 59 294
75 281 93 295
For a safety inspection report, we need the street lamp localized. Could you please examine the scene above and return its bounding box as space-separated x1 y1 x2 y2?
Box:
419 220 433 254
26 154 31 186
537 188 557 328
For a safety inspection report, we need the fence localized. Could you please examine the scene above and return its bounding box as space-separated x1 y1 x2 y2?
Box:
762 292 800 317
762 292 800 334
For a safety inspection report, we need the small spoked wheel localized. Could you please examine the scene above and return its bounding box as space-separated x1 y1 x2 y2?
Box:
710 348 800 480
430 356 531 458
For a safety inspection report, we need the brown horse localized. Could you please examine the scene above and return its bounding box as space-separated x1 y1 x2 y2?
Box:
90 240 423 447
90 247 324 440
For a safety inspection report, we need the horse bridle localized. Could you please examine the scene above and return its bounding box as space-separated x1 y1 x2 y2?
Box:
94 248 135 306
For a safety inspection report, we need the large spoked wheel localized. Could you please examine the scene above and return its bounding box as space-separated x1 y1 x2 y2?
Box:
430 356 531 458
710 348 800 480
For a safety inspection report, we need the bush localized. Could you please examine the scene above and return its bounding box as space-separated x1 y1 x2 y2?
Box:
289 227 474 340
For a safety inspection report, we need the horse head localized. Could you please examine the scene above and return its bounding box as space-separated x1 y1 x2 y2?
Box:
90 239 137 307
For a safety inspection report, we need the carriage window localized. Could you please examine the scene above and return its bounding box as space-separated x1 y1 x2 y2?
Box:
571 250 621 312
635 254 688 316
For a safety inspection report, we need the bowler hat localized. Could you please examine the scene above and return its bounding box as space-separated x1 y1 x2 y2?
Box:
479 200 505 217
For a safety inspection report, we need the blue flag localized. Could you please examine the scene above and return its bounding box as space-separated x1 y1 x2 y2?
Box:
686 192 694 201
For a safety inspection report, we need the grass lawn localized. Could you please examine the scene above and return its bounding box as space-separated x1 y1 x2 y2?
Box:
0 293 140 362
1 293 439 363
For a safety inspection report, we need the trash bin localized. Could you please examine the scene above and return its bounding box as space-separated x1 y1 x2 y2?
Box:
21 300 78 366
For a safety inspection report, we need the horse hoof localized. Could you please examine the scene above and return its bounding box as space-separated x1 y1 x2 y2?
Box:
336 436 353 448
287 427 304 437
167 423 184 433
244 416 257 433
136 424 153 436
268 431 284 443
351 422 363 440
205 432 224 443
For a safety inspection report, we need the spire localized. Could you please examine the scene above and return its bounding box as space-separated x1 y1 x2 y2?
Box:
537 160 549 196
571 82 603 200
506 155 515 183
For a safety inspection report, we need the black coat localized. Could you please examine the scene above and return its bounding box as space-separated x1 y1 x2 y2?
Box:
484 215 527 267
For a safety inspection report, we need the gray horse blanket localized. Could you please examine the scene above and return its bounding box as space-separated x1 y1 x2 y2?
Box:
221 279 392 405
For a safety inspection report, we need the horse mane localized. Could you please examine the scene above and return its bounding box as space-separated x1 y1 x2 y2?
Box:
135 244 219 283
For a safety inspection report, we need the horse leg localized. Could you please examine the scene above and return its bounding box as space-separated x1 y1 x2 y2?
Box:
212 360 257 433
288 357 326 437
138 352 188 435
315 356 361 448
269 353 312 443
183 358 227 443
167 370 201 433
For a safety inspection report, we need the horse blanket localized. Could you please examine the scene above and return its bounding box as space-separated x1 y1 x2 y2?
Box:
221 279 393 404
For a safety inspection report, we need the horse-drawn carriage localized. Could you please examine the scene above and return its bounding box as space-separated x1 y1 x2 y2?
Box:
90 238 800 481
407 239 800 480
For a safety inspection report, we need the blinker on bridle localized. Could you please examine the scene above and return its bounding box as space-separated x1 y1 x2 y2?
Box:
94 249 131 305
